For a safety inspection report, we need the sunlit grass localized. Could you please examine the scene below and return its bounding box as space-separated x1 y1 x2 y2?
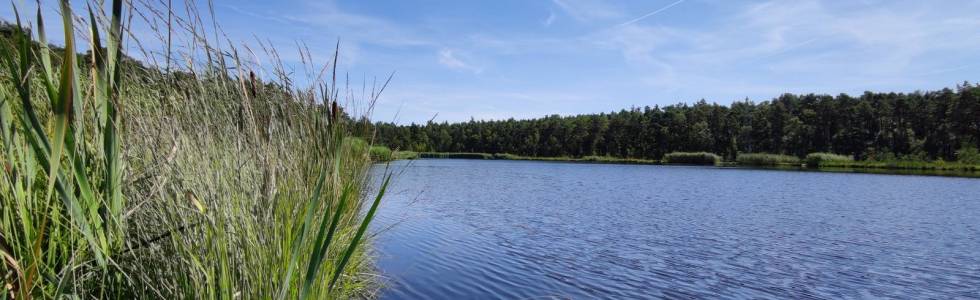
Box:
736 153 801 166
369 145 393 162
1 1 390 298
804 152 853 168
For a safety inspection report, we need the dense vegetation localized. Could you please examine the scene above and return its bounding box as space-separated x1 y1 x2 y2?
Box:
1 1 388 298
374 86 980 163
805 153 855 168
736 153 801 166
662 152 720 165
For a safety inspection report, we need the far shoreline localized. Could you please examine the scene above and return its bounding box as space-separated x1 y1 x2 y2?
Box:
376 151 980 178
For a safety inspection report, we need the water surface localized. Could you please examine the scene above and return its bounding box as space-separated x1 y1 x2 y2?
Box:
370 159 980 299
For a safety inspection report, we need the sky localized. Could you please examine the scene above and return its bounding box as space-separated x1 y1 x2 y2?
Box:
4 0 980 124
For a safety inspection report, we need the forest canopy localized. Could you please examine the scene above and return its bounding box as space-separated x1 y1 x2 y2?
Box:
372 83 980 161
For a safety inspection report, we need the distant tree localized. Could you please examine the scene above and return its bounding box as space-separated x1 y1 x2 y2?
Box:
370 84 980 162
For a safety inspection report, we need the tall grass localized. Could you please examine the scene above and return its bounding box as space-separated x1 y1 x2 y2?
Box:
392 150 420 160
662 152 720 165
804 152 854 168
369 145 393 162
1 1 390 298
736 153 801 166
419 152 495 159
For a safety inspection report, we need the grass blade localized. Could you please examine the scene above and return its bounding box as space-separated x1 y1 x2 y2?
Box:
328 172 390 290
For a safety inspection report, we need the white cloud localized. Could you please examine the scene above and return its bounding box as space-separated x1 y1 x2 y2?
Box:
543 11 557 27
374 85 601 123
594 0 980 76
438 48 483 74
281 2 432 48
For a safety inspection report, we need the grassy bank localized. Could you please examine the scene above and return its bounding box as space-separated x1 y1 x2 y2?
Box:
1 1 389 298
736 153 802 166
812 159 980 172
397 150 980 177
662 152 721 165
386 150 661 164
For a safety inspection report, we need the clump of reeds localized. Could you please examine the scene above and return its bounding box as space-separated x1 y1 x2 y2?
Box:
1 0 391 298
393 150 420 160
369 145 393 161
662 152 721 165
736 153 801 166
492 153 520 160
804 152 854 168
419 152 494 159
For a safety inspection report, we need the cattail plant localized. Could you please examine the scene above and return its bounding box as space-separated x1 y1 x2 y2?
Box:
0 0 393 298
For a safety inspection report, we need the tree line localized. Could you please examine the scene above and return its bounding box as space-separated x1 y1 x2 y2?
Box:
372 83 980 161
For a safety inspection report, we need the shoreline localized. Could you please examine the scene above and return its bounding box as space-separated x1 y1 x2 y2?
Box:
384 151 980 178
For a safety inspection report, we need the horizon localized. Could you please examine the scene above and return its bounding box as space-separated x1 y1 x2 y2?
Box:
2 0 979 125
377 82 976 125
3 1 980 299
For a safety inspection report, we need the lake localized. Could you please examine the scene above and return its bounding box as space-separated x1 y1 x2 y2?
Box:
369 159 980 299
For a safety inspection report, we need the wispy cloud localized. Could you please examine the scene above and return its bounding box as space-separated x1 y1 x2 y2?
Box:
543 11 557 27
551 0 621 22
279 2 432 48
438 48 482 74
617 0 686 27
376 85 602 123
10 0 979 124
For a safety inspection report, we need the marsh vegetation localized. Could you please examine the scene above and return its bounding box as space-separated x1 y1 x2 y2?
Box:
1 1 390 298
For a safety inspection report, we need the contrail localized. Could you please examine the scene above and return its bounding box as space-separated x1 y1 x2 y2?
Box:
617 0 687 27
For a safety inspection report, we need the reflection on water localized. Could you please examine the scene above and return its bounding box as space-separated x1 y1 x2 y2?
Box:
370 159 980 299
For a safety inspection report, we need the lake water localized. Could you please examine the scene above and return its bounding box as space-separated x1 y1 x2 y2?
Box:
369 159 980 299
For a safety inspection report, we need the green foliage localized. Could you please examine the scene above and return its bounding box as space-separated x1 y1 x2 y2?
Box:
393 150 420 160
662 152 720 165
736 153 801 166
419 152 494 159
805 153 854 168
374 85 980 163
411 151 662 165
956 146 980 164
492 153 520 160
1 2 127 296
345 136 369 153
0 1 389 298
369 145 393 161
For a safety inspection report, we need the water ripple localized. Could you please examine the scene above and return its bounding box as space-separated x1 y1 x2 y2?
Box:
371 159 980 299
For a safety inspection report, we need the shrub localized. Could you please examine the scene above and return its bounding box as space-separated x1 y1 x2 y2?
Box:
956 146 980 165
345 137 370 153
805 152 854 168
419 152 493 159
663 152 720 165
393 150 420 160
736 153 801 166
370 145 393 161
493 153 521 160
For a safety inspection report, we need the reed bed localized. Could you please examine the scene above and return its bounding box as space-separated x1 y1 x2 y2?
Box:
392 150 420 160
662 152 720 165
1 1 390 298
418 152 495 159
736 153 801 166
369 145 393 162
804 153 854 168
408 152 662 165
814 159 980 172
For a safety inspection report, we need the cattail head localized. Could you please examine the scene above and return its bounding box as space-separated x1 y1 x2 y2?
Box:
248 71 257 97
331 101 339 124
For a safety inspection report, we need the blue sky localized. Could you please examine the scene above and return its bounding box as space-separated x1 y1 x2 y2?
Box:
5 1 980 124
